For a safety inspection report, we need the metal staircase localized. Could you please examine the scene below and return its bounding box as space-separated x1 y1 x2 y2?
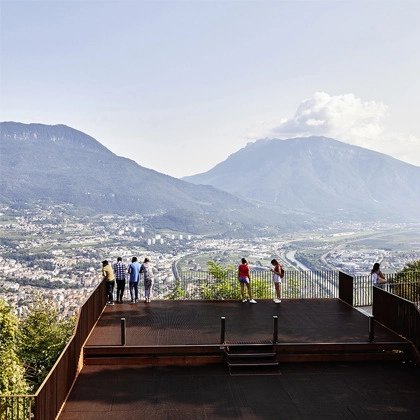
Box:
225 344 280 376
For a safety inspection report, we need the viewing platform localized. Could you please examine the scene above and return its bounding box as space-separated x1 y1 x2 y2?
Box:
5 271 418 419
59 298 419 419
83 298 410 364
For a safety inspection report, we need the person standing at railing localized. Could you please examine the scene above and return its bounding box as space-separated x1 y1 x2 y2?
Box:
102 260 115 305
128 257 141 304
270 259 284 303
238 258 257 303
113 257 127 303
371 262 387 289
140 257 154 303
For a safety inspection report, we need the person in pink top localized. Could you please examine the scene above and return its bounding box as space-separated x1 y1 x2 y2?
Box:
237 258 256 303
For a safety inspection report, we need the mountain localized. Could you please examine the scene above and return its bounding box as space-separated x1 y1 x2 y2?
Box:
3 124 418 233
183 137 420 222
0 122 283 234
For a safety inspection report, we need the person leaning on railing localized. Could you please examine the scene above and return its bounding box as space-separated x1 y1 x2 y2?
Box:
371 262 387 289
140 257 154 303
102 260 116 305
113 256 127 303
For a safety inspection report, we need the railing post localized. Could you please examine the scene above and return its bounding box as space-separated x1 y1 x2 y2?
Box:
273 316 278 343
369 315 375 342
339 271 354 306
121 318 126 346
220 317 226 344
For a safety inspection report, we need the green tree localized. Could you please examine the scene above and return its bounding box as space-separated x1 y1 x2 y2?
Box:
201 260 238 299
392 260 420 302
165 279 186 300
247 271 272 299
282 275 301 298
0 300 28 395
17 293 75 391
397 260 420 277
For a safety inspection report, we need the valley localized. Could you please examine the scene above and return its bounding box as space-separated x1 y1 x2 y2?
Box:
1 204 419 317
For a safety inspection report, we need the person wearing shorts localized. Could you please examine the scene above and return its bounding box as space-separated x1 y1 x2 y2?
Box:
238 258 256 303
270 259 283 303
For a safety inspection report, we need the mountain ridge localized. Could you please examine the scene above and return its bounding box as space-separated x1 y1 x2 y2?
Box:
183 136 420 221
2 123 419 234
1 122 284 234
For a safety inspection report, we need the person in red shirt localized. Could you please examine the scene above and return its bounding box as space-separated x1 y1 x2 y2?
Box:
238 258 257 303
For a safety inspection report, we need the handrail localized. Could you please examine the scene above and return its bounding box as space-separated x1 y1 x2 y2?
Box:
32 280 107 419
353 272 420 307
373 286 420 354
174 270 339 300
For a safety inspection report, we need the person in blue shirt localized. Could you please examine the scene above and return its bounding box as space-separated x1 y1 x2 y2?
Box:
128 257 141 303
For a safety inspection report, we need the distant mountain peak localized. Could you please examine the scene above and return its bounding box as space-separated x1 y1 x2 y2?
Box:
183 136 420 222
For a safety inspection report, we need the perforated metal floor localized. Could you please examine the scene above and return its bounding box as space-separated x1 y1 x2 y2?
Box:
86 299 405 347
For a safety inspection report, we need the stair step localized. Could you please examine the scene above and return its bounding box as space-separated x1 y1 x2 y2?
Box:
226 345 274 352
227 356 277 364
227 352 276 358
225 344 279 375
228 361 279 367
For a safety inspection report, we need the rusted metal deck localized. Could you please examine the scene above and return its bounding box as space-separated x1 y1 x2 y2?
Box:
59 299 420 419
86 299 404 346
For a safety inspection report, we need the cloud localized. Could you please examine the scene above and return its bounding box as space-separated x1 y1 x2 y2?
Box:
272 92 388 144
265 92 420 167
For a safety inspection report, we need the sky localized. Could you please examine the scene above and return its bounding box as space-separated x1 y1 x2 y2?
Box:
1 0 419 178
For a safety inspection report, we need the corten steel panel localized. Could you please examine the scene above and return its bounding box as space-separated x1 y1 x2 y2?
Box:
373 286 420 351
34 279 108 420
339 271 353 305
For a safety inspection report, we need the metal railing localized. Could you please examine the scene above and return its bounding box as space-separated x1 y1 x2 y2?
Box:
172 270 339 300
353 272 420 307
0 280 107 420
0 396 34 420
373 286 420 353
105 270 340 302
32 279 107 419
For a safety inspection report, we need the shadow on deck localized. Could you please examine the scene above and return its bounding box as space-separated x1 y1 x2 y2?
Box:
59 299 420 419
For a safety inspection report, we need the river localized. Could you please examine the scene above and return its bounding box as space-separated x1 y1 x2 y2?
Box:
285 250 311 271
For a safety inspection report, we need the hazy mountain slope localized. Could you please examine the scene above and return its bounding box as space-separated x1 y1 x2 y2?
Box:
183 137 420 221
0 122 282 233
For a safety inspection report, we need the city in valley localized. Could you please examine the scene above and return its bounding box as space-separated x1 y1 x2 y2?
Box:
1 204 419 318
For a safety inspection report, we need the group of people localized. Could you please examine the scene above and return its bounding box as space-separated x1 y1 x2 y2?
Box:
238 259 387 303
102 257 155 305
238 258 284 304
103 257 387 306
